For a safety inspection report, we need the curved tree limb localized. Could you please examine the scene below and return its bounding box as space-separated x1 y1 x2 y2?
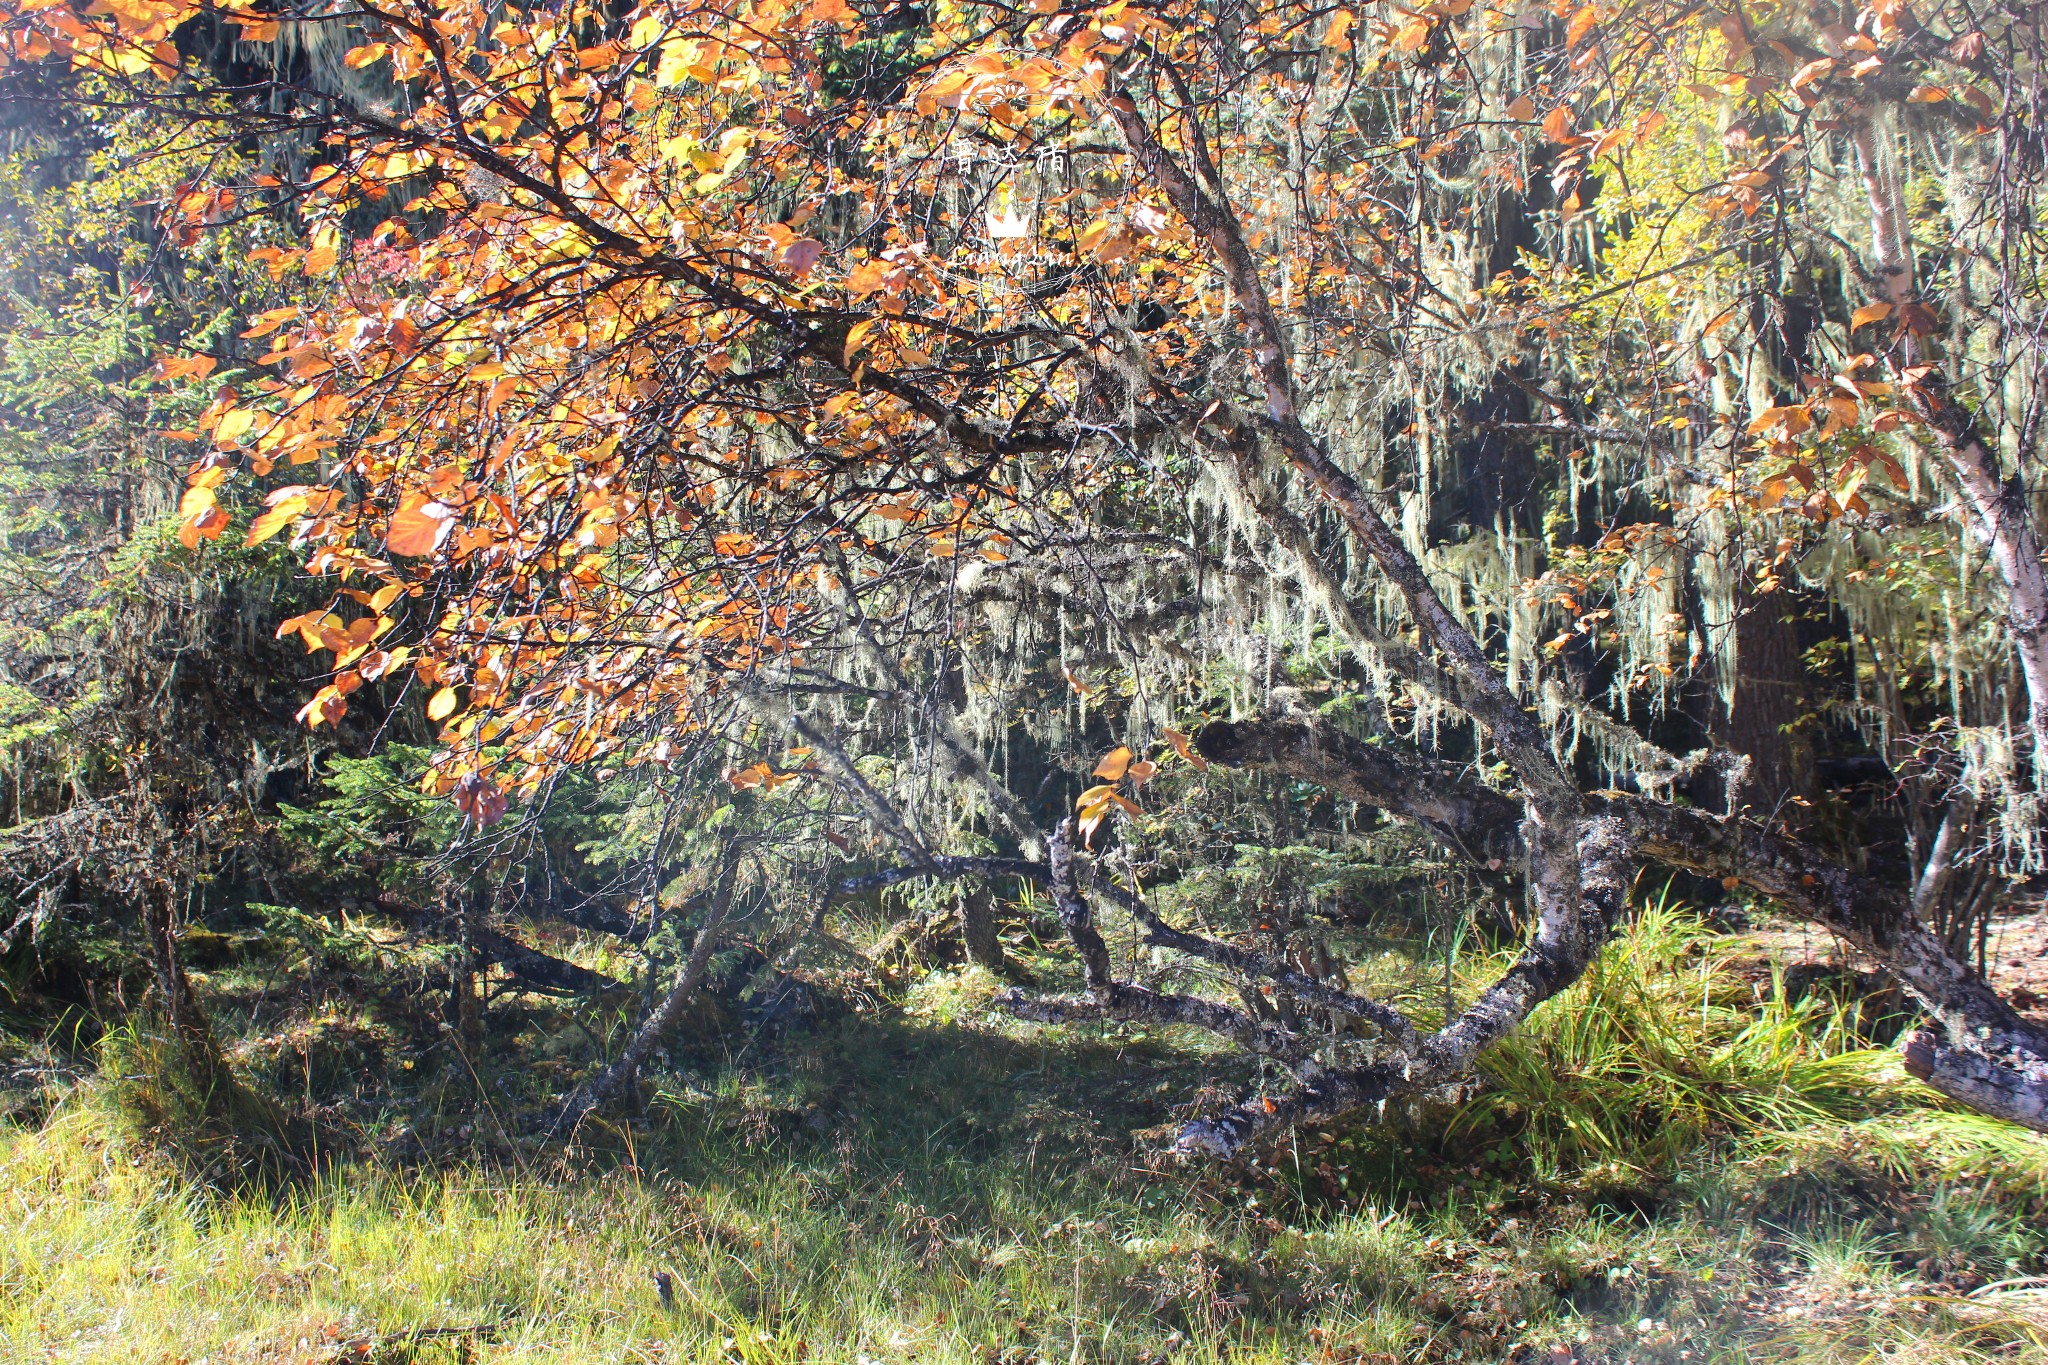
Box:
552 839 746 1134
1101 77 1579 816
1175 815 1635 1156
1200 709 2048 1134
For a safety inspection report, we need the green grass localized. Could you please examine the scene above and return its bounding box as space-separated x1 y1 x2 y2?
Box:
1456 904 1925 1188
4 912 2048 1364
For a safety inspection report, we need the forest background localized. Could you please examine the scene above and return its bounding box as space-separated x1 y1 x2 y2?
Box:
3 0 2048 1357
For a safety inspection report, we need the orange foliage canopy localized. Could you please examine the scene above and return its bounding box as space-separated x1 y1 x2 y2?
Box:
18 0 1167 815
0 0 1999 823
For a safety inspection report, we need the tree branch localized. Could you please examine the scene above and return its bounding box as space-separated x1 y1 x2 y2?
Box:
552 840 746 1133
1199 709 2048 1135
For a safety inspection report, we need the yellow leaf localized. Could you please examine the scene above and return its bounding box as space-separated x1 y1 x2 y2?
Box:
244 496 307 545
305 225 342 277
427 686 460 721
214 408 259 448
843 317 880 365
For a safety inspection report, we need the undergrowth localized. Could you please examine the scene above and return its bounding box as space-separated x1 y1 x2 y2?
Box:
3 911 2046 1364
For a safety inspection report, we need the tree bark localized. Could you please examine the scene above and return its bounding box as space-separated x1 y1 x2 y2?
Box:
1712 588 1813 812
1100 82 1580 819
1199 709 2048 1135
960 886 1005 971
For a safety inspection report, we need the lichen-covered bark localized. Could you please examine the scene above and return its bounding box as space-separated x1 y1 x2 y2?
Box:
1200 708 2048 1136
1852 117 2048 777
1174 815 1635 1156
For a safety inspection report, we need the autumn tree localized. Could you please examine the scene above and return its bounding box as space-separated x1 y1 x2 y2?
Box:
8 0 2048 1143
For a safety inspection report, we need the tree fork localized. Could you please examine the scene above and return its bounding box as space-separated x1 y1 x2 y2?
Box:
1200 709 2048 1135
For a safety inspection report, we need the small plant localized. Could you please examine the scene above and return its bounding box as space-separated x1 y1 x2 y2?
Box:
1902 1184 2045 1282
1783 1217 1898 1296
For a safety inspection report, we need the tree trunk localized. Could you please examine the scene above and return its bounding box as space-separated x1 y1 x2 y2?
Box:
1197 709 2048 1137
139 879 233 1116
960 885 1005 970
1853 117 2048 778
1712 588 1813 813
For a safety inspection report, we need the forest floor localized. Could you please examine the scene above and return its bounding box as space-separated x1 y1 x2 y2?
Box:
1729 901 2048 1021
4 909 2048 1365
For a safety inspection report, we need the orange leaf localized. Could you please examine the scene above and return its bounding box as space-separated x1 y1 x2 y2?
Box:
1565 4 1598 47
177 505 229 550
1790 57 1834 88
155 353 217 382
1092 745 1133 780
1850 301 1892 330
386 493 454 557
1163 726 1208 772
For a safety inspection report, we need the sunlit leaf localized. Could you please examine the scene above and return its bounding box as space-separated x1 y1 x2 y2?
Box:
1092 746 1133 780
